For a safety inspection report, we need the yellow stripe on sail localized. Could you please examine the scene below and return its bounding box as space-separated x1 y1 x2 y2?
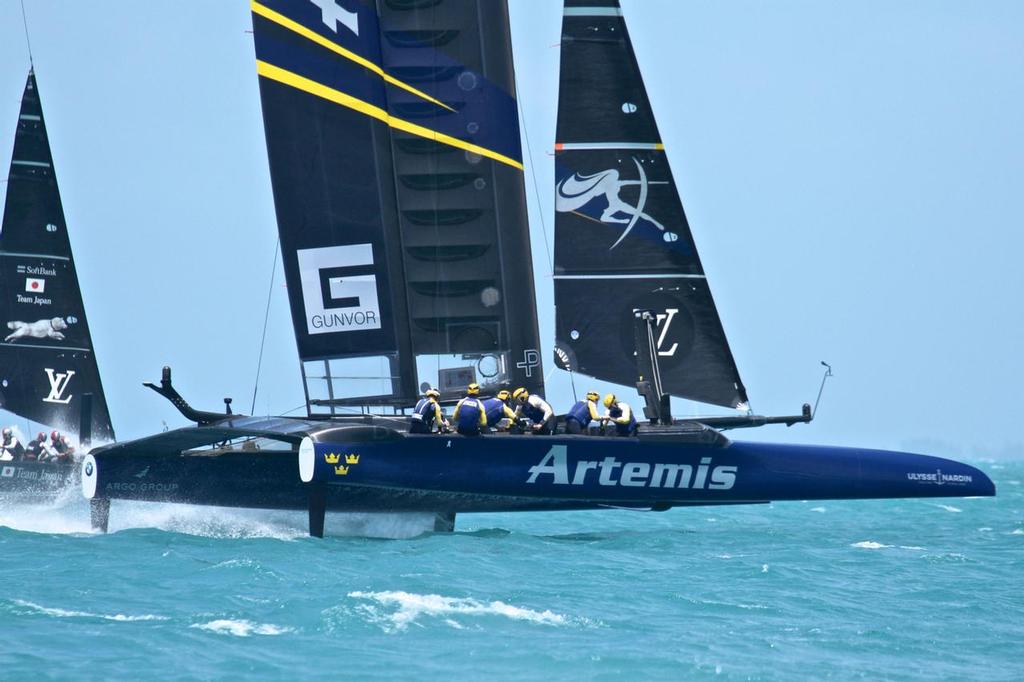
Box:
256 61 524 171
251 1 455 113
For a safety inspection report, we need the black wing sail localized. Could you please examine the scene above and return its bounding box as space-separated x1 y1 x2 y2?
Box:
252 0 543 412
552 0 748 409
0 70 115 440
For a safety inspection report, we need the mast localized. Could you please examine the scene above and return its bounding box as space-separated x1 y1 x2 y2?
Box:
251 0 543 414
0 70 115 441
552 0 748 410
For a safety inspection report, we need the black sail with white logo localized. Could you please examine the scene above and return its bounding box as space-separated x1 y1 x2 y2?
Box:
0 70 115 440
252 0 543 411
553 0 748 409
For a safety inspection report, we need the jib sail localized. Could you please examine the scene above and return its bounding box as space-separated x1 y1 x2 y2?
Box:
252 0 543 412
552 0 748 409
0 70 115 441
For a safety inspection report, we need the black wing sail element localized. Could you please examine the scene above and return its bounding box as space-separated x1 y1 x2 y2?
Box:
0 71 115 440
553 0 748 409
251 0 543 412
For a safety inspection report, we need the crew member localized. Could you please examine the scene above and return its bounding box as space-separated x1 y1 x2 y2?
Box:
565 391 601 435
1 428 24 461
51 431 72 458
410 389 448 434
512 388 556 435
482 390 518 432
602 394 638 437
24 432 46 461
57 435 76 462
452 383 487 436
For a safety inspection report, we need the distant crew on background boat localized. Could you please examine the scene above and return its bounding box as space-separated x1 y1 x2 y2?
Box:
410 389 448 434
452 383 487 436
565 391 601 434
482 390 518 432
1 428 24 461
602 394 638 437
24 432 47 461
512 388 556 435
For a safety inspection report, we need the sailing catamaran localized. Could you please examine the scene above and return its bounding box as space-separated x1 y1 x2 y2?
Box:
81 0 993 536
0 69 115 498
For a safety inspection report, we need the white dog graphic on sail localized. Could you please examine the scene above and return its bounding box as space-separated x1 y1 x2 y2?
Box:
555 157 675 249
4 317 68 343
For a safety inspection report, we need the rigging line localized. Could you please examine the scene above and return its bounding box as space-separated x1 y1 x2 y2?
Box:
514 82 553 277
250 237 280 414
19 0 33 65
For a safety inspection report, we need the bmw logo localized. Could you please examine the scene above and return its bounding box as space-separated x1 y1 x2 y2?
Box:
85 461 94 476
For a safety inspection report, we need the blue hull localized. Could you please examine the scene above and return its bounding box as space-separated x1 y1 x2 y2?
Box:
85 430 994 515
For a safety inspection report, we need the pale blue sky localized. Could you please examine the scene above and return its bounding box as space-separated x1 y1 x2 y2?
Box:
0 1 1021 459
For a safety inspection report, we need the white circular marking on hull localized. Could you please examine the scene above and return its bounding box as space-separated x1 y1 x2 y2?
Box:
299 437 315 483
81 454 98 499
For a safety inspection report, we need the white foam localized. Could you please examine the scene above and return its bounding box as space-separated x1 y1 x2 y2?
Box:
898 545 926 551
935 504 962 513
191 619 291 637
761 564 769 573
852 541 892 549
809 506 826 513
348 590 569 632
1011 528 1024 536
13 599 167 622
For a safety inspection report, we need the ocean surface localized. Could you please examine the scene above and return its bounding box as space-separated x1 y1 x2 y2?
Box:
0 458 1021 681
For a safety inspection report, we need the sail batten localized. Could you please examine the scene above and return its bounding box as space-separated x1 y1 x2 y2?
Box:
0 71 115 440
553 0 748 409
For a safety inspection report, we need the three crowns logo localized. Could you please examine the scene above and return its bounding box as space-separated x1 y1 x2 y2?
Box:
324 452 360 475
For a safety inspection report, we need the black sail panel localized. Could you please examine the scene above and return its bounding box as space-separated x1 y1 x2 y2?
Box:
252 0 544 407
378 0 544 398
553 0 747 409
252 0 417 409
0 71 115 440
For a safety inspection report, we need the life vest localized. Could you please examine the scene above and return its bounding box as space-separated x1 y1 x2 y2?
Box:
455 398 484 430
608 403 637 436
482 398 508 425
520 395 548 423
410 398 439 431
566 400 594 427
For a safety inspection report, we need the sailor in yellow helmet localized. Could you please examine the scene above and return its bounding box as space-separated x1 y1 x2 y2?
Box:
482 389 518 432
602 393 638 436
452 383 488 436
512 387 556 435
409 388 448 434
565 390 602 435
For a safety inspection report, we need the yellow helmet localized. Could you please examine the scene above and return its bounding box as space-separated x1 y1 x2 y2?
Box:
586 391 599 401
425 389 440 399
603 393 616 408
496 390 511 401
467 383 480 396
512 387 528 402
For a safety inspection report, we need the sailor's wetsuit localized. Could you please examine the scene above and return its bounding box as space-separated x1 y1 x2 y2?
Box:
606 401 638 437
452 397 487 436
409 397 445 434
565 398 600 434
517 394 556 435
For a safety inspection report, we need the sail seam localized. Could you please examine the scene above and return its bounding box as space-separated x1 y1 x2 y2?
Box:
555 142 663 150
251 1 455 113
554 274 705 280
563 8 623 17
255 60 524 171
0 251 70 261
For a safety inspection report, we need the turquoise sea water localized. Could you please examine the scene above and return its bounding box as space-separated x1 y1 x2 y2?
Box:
1 459 1021 680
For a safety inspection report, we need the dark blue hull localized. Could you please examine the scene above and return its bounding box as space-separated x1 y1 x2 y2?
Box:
84 430 994 515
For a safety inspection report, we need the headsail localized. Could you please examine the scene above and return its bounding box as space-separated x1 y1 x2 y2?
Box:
252 0 543 413
552 0 748 409
0 70 115 440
